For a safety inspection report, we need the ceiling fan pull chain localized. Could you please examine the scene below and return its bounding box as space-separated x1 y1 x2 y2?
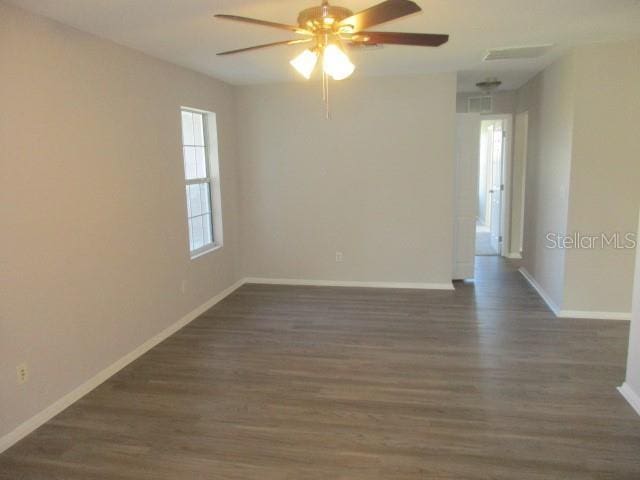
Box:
326 75 331 120
322 71 331 120
322 69 326 101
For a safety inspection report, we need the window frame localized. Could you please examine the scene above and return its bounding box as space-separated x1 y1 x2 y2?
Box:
180 107 223 259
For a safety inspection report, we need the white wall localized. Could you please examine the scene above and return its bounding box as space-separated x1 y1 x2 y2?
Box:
563 40 640 314
515 54 575 310
621 210 640 413
0 3 240 439
236 74 457 286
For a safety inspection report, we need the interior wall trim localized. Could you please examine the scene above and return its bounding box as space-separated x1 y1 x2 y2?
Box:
518 267 561 315
558 310 631 321
618 383 640 417
519 267 631 320
0 278 245 455
243 277 455 290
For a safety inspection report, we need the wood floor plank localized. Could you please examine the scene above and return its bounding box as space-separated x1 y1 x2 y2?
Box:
1 257 639 479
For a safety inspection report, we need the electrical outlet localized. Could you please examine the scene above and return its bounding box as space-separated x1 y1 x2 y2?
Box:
335 251 343 263
16 363 28 385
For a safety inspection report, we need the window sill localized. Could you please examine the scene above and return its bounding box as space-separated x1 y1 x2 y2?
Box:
190 243 222 260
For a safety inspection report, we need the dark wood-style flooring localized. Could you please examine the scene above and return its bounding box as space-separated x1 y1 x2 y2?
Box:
1 257 639 479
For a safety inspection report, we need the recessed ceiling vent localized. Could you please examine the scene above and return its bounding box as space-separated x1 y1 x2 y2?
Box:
468 96 492 114
483 44 553 61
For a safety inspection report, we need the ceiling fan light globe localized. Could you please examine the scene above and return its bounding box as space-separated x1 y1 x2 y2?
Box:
322 44 355 80
290 49 318 79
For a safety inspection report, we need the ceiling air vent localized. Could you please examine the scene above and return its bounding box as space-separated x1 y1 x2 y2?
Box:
468 96 492 114
483 44 553 61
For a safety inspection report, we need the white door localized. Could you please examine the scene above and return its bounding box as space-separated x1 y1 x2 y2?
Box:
488 122 504 254
453 113 481 279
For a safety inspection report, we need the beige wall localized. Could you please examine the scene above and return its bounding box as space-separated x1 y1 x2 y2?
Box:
563 41 640 313
515 40 640 315
0 3 240 438
236 74 457 285
515 55 575 309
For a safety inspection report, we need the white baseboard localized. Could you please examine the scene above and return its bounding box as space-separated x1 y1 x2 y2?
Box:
518 267 631 320
244 277 455 290
505 252 522 259
518 267 561 315
558 310 631 321
0 278 245 455
618 383 640 417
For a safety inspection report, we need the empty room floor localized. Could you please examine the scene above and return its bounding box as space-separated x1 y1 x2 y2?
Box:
1 257 639 479
476 222 497 256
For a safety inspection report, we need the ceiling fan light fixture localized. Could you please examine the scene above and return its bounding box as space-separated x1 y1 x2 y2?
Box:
290 49 319 79
322 44 355 80
215 0 450 116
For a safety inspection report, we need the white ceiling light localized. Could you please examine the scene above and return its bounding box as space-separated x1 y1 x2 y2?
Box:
290 49 319 79
322 44 355 80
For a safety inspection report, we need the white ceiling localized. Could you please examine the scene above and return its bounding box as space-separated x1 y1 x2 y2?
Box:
10 0 640 91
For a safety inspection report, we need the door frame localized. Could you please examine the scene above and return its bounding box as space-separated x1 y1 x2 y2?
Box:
453 113 481 279
481 114 513 257
511 111 528 257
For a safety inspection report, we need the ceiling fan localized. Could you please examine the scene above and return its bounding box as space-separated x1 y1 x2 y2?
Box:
215 0 449 116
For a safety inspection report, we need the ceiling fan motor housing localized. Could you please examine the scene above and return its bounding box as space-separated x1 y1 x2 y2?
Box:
297 6 354 31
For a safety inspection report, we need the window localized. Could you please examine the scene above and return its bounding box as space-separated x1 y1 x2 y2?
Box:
180 108 222 257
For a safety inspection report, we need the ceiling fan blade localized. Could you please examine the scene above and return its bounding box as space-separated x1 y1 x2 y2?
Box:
215 14 311 35
338 0 421 33
351 31 449 47
217 38 312 56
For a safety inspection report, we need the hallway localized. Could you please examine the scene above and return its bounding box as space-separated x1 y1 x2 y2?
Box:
475 223 498 256
1 257 639 479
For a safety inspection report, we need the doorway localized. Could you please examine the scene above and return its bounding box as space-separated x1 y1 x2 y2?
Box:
476 118 507 256
453 112 512 280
